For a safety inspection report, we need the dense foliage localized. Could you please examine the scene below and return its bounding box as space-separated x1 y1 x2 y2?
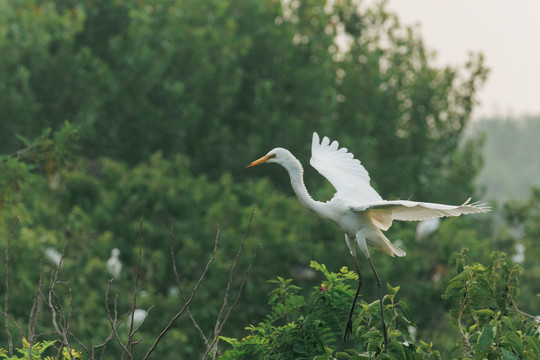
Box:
1 0 538 358
1 0 487 201
221 253 539 359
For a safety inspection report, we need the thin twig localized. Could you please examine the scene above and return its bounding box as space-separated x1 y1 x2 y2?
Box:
170 221 209 346
105 281 130 355
203 208 257 360
143 223 221 360
123 219 144 359
7 144 36 159
3 217 18 356
510 293 537 320
215 209 255 328
47 240 75 360
87 281 117 360
205 242 260 360
28 262 44 347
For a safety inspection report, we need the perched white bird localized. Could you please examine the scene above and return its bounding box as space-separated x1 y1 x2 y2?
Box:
44 247 62 267
416 218 441 241
128 308 148 329
106 248 122 280
511 243 525 265
248 132 490 346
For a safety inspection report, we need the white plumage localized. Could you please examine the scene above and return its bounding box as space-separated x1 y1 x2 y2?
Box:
511 243 525 265
248 132 490 345
45 247 62 267
416 218 441 241
107 248 122 280
249 132 489 260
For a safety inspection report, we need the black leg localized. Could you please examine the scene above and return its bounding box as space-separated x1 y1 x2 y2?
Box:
343 255 362 343
367 256 388 349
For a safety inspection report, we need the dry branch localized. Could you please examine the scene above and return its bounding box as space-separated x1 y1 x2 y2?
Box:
143 221 221 359
203 208 258 360
47 239 75 360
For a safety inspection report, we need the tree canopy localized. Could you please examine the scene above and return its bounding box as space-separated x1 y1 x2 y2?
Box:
1 0 487 201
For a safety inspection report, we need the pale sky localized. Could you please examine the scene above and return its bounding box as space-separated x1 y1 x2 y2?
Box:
380 0 540 119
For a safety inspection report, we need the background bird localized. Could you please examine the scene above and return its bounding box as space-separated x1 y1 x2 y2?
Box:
416 218 441 241
107 248 122 280
44 247 62 267
248 132 490 347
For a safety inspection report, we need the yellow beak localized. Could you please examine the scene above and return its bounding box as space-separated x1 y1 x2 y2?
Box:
247 154 271 168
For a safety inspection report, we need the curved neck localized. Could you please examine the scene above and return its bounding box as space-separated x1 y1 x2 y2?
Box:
282 158 324 215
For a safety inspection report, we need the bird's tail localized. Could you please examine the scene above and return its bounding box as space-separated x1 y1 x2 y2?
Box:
373 229 406 257
389 240 406 257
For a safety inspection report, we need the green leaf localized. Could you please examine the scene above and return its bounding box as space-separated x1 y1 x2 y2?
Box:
501 316 517 332
525 336 540 357
474 309 495 316
505 331 523 354
387 340 406 359
501 348 519 360
386 283 400 295
398 298 414 322
474 325 494 358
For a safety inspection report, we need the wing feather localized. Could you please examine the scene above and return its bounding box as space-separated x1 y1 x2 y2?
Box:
310 132 382 204
354 199 490 225
309 133 490 231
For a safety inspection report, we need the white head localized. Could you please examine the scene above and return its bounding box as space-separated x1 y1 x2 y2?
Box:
247 147 297 168
111 248 120 258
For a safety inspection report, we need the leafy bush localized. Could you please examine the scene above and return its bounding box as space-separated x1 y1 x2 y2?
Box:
444 250 540 359
221 252 540 359
0 339 82 360
221 261 441 359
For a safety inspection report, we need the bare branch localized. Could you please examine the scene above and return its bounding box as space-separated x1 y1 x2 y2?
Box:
206 242 260 360
204 208 257 360
143 223 221 360
218 243 260 335
47 240 75 360
85 282 117 359
170 221 209 346
123 219 145 359
510 293 537 320
28 263 44 345
3 217 18 356
105 281 130 355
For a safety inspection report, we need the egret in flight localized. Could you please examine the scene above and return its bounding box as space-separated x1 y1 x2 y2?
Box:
248 132 490 347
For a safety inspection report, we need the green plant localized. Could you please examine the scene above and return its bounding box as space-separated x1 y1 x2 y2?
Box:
443 249 540 359
220 261 441 359
0 339 83 360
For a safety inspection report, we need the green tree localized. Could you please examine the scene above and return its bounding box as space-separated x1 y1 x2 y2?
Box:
1 0 487 202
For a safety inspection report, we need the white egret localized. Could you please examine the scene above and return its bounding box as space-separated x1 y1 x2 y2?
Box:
511 243 525 265
44 247 62 267
128 308 148 328
107 248 122 280
248 132 490 347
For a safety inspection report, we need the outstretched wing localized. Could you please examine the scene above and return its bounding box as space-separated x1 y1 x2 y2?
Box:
353 198 491 231
310 132 383 204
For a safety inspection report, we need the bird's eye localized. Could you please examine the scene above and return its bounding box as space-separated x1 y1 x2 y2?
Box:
267 153 276 159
